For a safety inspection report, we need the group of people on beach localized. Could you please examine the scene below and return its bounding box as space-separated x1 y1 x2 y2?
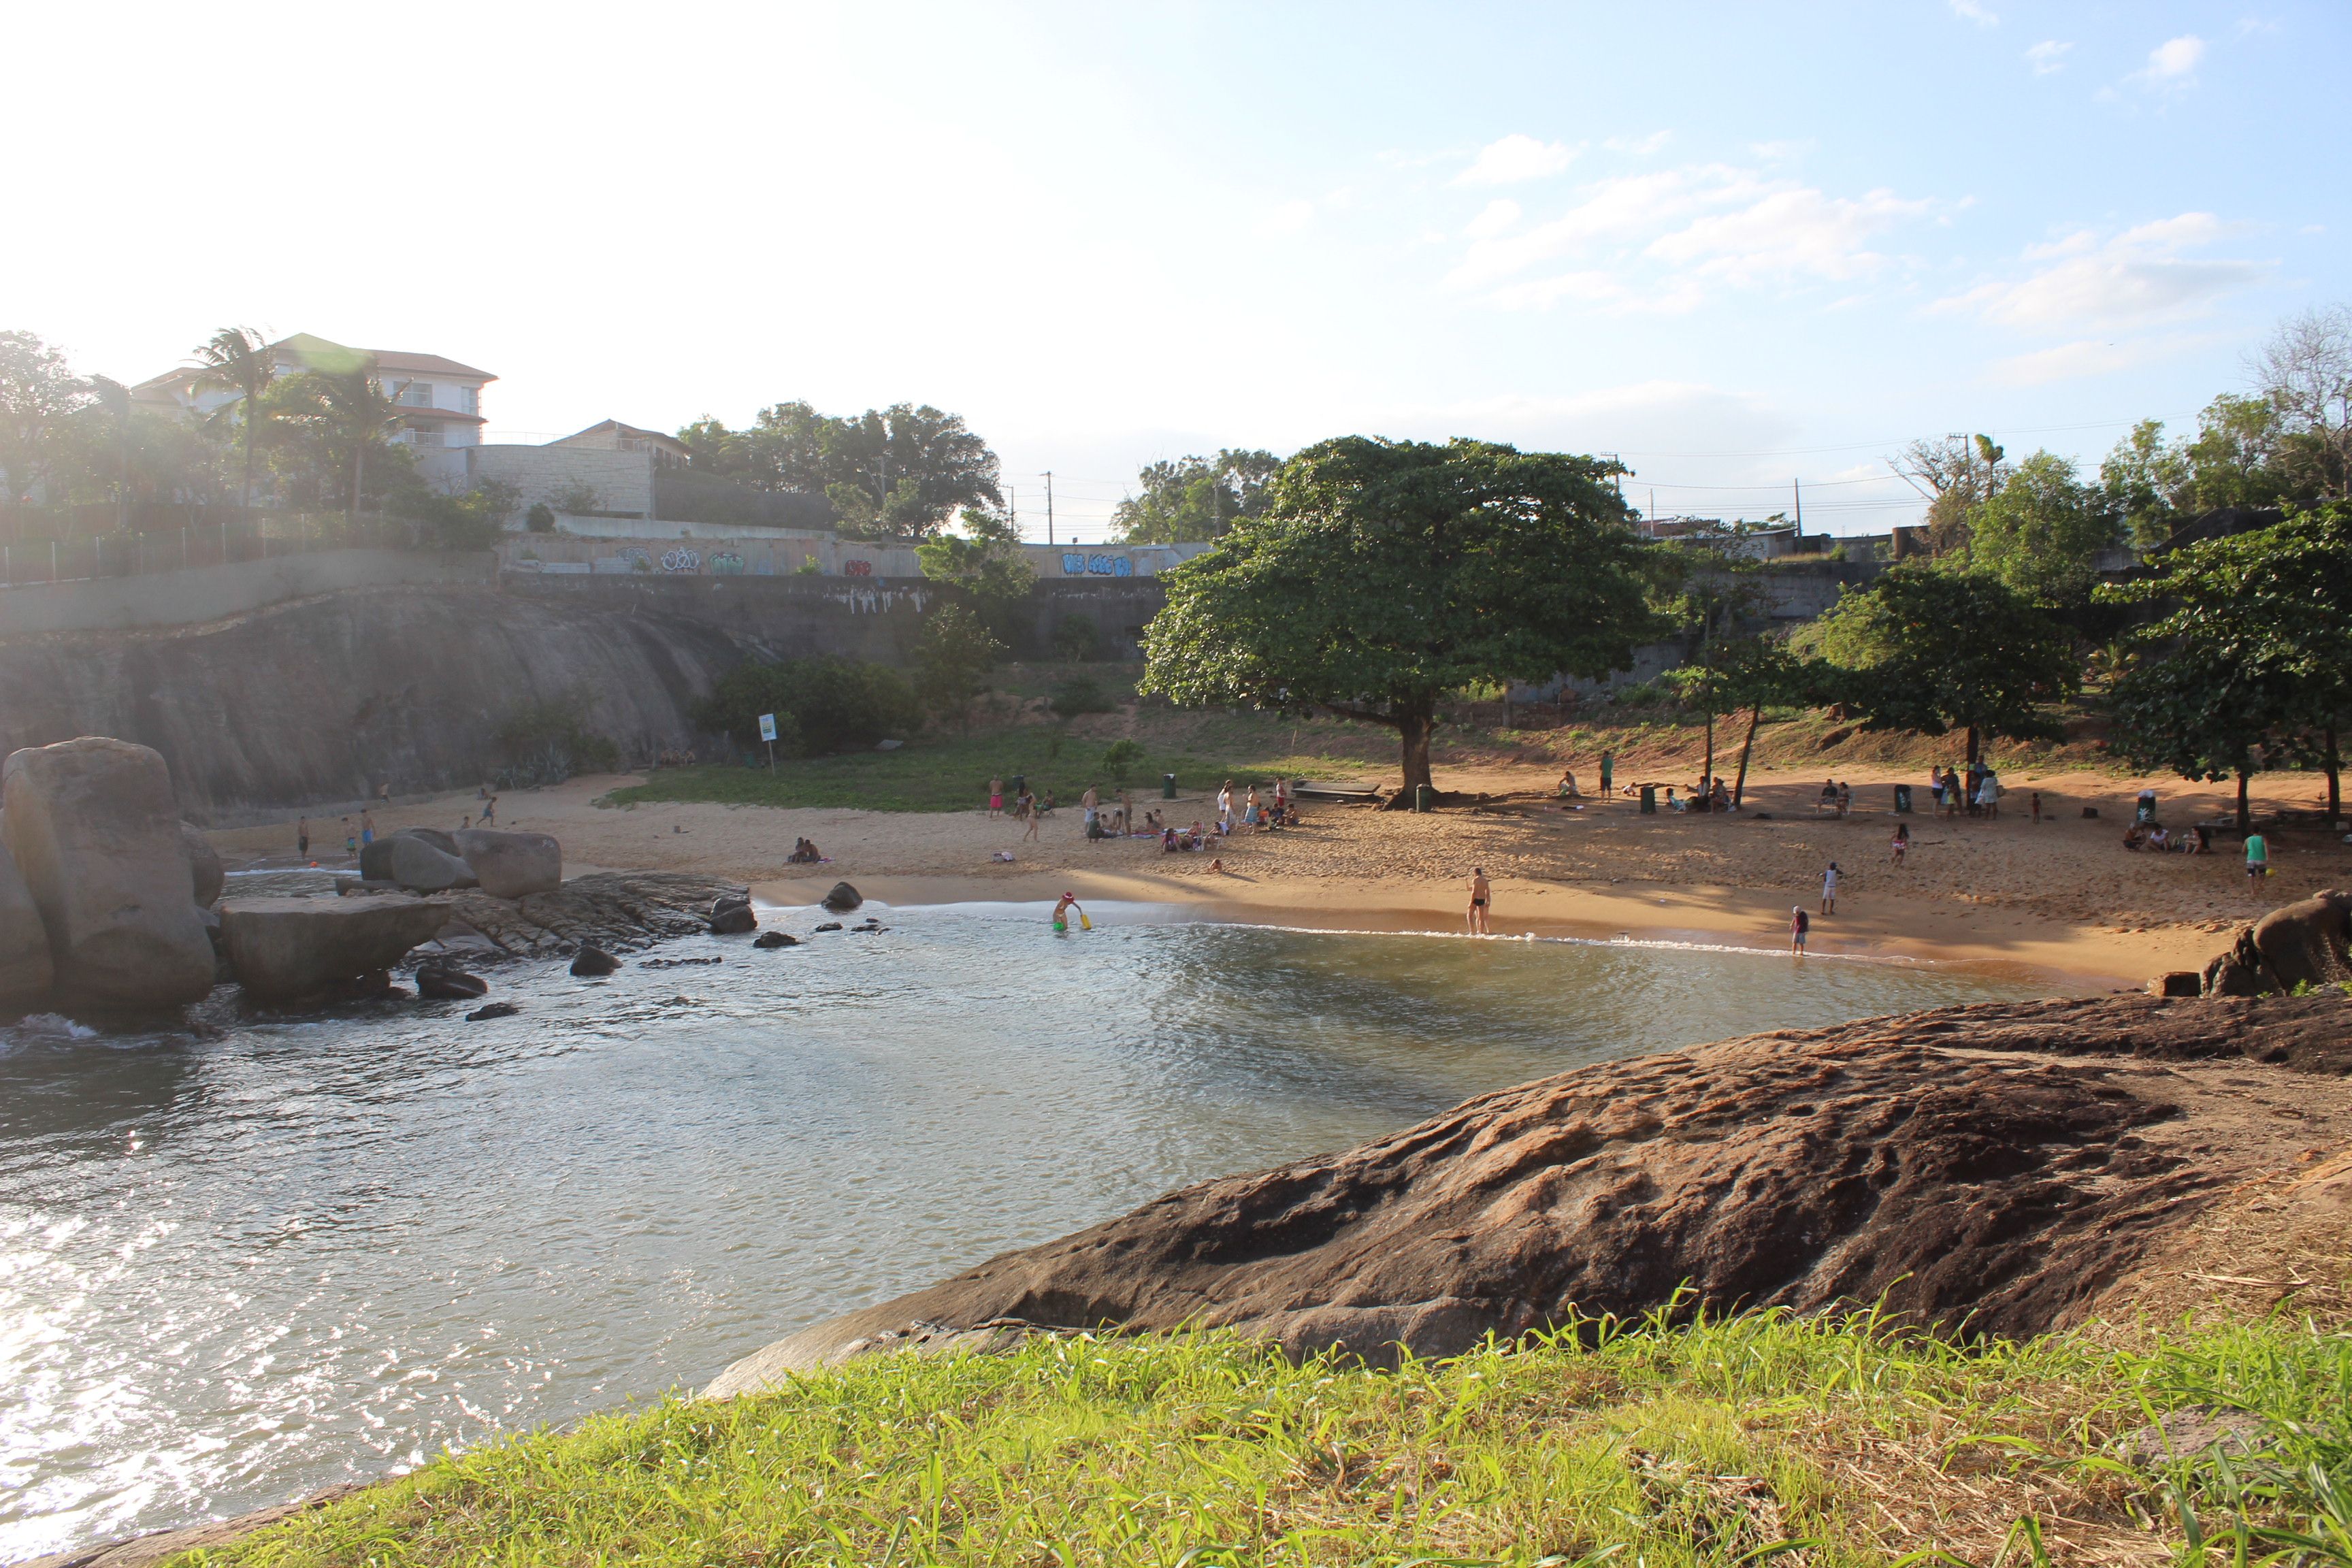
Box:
1930 763 2004 818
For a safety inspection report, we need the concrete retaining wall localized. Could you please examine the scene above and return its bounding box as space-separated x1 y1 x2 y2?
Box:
0 549 497 638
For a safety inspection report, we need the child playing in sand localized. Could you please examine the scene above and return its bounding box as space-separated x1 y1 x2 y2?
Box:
1891 823 1909 864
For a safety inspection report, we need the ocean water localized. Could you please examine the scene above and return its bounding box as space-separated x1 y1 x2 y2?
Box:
0 900 2059 1561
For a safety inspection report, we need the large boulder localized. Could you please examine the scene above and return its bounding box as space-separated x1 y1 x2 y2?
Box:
379 833 478 894
220 896 452 1002
2251 892 2352 990
709 892 756 934
821 881 863 913
358 828 463 884
0 826 53 1005
1 737 214 1009
453 829 561 900
181 822 224 909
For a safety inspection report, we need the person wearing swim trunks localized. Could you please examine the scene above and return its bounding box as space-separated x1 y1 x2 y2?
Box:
1467 866 1492 935
988 776 1003 817
1052 891 1083 932
2246 830 2269 885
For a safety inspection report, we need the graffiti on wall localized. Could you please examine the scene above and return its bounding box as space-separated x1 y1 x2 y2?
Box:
710 551 745 575
1061 553 1134 577
660 547 703 573
843 559 874 576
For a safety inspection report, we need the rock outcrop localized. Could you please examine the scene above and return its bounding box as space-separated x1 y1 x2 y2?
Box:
709 892 756 934
220 895 454 1002
426 871 748 962
1 737 216 1009
452 829 561 900
708 993 2352 1395
0 827 54 1004
360 830 478 893
821 881 863 913
2202 889 2352 996
180 823 224 909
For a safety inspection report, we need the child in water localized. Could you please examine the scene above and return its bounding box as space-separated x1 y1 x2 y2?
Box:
1051 891 1084 933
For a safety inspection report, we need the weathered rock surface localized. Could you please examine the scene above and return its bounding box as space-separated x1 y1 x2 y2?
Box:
434 871 749 962
0 826 54 1004
180 823 223 909
709 892 756 934
569 945 620 977
220 896 452 1002
708 993 2352 1395
1 737 215 1009
753 930 799 949
359 830 478 893
413 961 489 1000
821 881 863 912
453 828 561 900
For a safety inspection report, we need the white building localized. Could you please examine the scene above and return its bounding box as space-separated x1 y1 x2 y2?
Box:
133 332 497 489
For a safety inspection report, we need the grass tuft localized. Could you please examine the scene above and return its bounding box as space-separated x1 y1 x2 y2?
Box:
174 1309 2352 1568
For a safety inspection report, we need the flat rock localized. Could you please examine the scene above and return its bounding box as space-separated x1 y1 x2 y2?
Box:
707 993 2352 1396
439 871 748 962
220 896 451 1002
753 930 799 949
1 737 214 1009
465 1001 520 1021
453 828 561 900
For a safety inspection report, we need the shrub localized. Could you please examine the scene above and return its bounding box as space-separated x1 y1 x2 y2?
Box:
1053 612 1102 662
1100 738 1145 783
694 657 922 753
524 502 556 534
1050 674 1115 718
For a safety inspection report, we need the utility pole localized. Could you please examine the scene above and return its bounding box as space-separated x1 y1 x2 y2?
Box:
1793 478 1803 534
1044 470 1055 547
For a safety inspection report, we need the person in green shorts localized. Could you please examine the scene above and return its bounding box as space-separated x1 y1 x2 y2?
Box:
2245 830 2269 884
1052 891 1084 933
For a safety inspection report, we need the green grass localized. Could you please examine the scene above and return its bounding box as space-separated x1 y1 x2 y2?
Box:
178 1308 2352 1568
602 707 1394 815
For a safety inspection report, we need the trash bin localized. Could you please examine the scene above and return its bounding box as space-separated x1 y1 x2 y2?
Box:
1162 772 1177 800
1414 783 1436 813
1639 784 1657 815
2136 791 2157 823
1893 783 1912 814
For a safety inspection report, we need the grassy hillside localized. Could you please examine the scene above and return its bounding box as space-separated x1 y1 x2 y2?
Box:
182 1309 2352 1567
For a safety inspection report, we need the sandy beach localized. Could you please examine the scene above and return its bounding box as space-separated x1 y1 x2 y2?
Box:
209 755 2352 990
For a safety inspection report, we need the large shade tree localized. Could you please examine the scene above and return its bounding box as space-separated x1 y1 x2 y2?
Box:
1140 436 1655 796
1815 564 2079 764
1112 449 1282 543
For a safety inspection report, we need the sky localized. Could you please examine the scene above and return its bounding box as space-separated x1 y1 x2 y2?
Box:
5 1 2347 539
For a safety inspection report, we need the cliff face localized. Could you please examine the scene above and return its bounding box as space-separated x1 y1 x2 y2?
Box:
0 587 750 823
708 994 2352 1392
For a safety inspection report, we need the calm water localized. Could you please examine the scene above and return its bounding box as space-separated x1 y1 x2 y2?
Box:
0 900 2057 1561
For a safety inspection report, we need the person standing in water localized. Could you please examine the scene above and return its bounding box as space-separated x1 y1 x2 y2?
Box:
1791 906 1809 952
1467 867 1492 934
359 809 376 847
1051 891 1084 932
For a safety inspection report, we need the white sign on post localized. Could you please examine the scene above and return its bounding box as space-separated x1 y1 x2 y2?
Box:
757 713 778 743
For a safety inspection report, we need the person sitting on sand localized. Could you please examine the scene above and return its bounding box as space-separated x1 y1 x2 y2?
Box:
1207 857 1226 874
1665 786 1684 812
1162 826 1181 851
1187 821 1207 849
1710 777 1731 813
1836 781 1852 817
1818 779 1839 813
1557 768 1580 798
2146 824 2172 851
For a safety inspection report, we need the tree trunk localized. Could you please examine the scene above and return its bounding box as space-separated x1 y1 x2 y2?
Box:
1701 711 1714 807
351 444 364 525
1733 705 1761 808
2328 726 2342 823
1397 699 1436 798
241 416 256 512
2236 766 2252 835
1965 724 1981 766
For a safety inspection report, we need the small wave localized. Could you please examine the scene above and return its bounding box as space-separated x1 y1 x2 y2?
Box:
12 1012 101 1040
1236 921 1921 965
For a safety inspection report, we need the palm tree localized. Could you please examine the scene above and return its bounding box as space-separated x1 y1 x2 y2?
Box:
310 359 409 523
189 327 277 509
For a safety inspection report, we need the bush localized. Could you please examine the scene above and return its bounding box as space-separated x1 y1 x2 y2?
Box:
1050 674 1115 718
694 657 922 753
524 502 556 534
1100 738 1145 783
1053 612 1102 662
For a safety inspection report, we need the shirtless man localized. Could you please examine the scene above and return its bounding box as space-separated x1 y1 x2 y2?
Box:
1467 867 1492 934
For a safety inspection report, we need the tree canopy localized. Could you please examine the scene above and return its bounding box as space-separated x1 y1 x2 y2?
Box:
1963 450 2118 604
1814 564 2078 763
1111 449 1281 543
676 400 1001 539
1139 436 1654 794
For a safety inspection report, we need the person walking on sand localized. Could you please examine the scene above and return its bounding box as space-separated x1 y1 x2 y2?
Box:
2030 791 2042 824
1791 906 1809 953
480 796 496 826
1020 790 1041 841
1820 862 1839 915
1467 867 1492 935
2246 829 2270 885
1891 823 1908 865
297 816 310 861
1217 780 1235 834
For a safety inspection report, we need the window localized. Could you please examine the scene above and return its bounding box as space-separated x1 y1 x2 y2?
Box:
457 386 478 416
408 425 444 448
617 436 647 452
397 382 434 408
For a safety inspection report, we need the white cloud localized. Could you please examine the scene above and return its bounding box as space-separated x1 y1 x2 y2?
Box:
1463 199 1522 240
1258 199 1314 236
1455 133 1582 186
2025 39 2070 74
1949 0 1998 25
1748 140 1810 162
1603 131 1671 156
1446 162 1933 312
1936 212 2263 333
2136 33 2206 86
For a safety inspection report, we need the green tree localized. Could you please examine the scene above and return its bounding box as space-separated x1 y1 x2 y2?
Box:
2100 500 2352 821
1965 450 2119 604
693 657 921 753
2100 419 2191 551
1816 564 2078 764
1112 449 1282 543
268 359 414 522
913 601 1006 733
2180 393 2290 511
1669 636 1818 810
0 330 89 504
679 400 1002 538
915 504 1034 626
1654 541 1765 802
189 326 278 509
1139 436 1654 797
2105 636 2295 834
